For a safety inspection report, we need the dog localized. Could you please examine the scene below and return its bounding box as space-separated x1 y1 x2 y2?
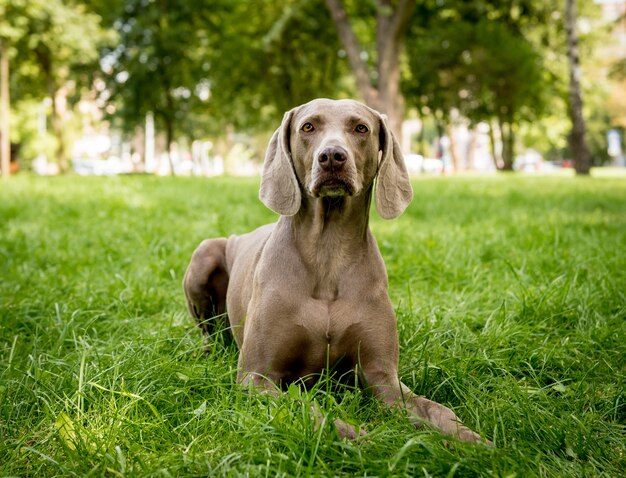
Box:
183 98 488 443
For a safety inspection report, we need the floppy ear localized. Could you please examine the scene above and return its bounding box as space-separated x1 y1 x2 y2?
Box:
375 114 413 219
259 109 301 216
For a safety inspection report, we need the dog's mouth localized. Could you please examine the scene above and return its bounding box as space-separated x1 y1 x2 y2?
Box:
311 177 355 198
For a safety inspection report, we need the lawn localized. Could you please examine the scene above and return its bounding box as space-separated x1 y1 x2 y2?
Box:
1 173 625 477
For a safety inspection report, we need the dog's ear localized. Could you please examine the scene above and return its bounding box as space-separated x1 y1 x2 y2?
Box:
259 108 301 216
375 114 413 219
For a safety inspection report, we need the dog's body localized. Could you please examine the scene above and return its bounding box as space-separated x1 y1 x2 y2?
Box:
184 99 487 443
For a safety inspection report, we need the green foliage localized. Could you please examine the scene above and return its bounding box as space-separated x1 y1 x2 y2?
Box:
9 99 56 165
1 0 622 169
99 0 348 140
207 0 349 130
0 0 115 168
404 0 555 168
102 0 222 142
1 0 112 98
1 174 625 476
405 0 552 117
403 0 620 166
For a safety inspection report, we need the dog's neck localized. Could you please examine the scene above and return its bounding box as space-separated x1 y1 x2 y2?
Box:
283 187 373 300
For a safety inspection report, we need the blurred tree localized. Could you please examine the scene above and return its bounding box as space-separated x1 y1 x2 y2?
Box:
404 0 555 170
325 0 416 137
0 0 28 176
565 0 591 175
513 1 612 167
470 21 548 170
205 0 348 132
0 38 10 177
0 0 111 172
608 32 626 131
98 0 348 166
100 0 222 173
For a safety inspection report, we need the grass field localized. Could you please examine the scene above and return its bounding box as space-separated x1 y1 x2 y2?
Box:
1 173 625 477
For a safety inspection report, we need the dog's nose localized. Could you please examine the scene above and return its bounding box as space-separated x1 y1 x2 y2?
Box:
318 145 347 171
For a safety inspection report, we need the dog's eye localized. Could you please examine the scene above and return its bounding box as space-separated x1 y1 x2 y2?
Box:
355 124 369 133
301 122 314 133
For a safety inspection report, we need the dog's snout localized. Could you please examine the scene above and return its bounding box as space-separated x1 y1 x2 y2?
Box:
318 145 348 171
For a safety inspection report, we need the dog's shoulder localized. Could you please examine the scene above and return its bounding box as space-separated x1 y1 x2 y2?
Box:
225 222 276 271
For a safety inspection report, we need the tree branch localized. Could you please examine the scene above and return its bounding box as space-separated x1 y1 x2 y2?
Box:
324 0 377 104
390 0 417 40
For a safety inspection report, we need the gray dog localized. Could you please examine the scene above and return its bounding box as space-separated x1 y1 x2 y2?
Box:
184 98 487 443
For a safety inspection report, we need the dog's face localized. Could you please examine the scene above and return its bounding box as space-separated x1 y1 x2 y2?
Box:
289 99 380 200
260 98 412 219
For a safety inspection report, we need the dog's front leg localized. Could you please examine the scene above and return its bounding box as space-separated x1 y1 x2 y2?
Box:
396 382 490 444
238 368 364 440
363 368 490 444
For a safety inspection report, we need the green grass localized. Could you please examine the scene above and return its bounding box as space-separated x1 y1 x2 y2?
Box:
1 173 625 477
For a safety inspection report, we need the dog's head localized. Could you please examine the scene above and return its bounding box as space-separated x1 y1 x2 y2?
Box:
259 98 412 219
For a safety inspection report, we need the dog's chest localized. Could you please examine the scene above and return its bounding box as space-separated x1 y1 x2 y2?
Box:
301 294 356 336
249 228 388 380
274 296 365 382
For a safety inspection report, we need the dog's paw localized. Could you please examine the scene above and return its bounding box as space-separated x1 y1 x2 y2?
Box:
457 427 493 446
334 418 366 441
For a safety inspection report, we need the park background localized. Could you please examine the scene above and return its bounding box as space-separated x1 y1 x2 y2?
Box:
0 0 625 176
1 1 626 477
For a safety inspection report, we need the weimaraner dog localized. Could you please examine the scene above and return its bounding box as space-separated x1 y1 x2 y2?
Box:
184 98 487 443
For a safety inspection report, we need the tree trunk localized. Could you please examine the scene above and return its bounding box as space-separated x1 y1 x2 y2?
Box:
488 120 503 170
416 107 426 156
164 114 176 176
325 0 416 141
51 86 68 173
506 124 515 171
499 118 515 171
34 47 67 172
145 112 155 173
446 123 460 172
565 0 591 175
375 0 409 137
0 44 10 178
40 62 67 173
324 0 377 107
435 117 445 160
466 127 477 171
